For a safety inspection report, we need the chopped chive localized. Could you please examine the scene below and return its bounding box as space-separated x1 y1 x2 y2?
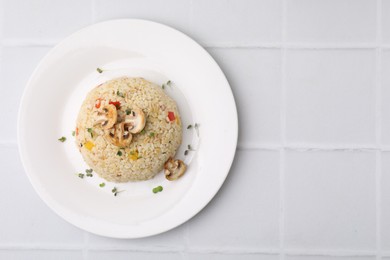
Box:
117 150 123 156
140 129 146 134
58 136 66 142
194 123 199 136
126 108 132 115
184 150 189 156
166 80 172 86
87 128 93 138
188 144 191 150
99 182 105 188
86 169 93 174
72 131 75 136
78 173 84 178
187 125 192 129
116 90 125 98
161 84 165 89
86 173 93 177
97 67 103 73
149 132 155 137
152 186 163 193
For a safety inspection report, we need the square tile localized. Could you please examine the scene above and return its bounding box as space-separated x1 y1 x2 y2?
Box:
207 48 282 145
286 0 376 42
187 150 280 249
286 50 376 145
87 251 182 260
0 47 51 142
382 152 390 250
0 250 83 260
190 0 282 45
2 0 92 40
0 145 84 245
383 0 390 43
381 51 390 144
285 151 376 250
286 256 375 260
88 221 186 249
95 0 191 34
187 253 279 260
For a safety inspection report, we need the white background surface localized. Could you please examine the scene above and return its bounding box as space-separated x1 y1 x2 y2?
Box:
0 0 389 259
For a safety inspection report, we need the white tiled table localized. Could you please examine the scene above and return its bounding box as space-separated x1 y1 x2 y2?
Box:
1 0 389 259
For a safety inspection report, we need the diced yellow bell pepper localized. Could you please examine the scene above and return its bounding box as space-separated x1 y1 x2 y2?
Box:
84 141 95 151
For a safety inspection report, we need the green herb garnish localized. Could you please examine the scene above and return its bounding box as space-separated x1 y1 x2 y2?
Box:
111 187 123 196
58 136 66 142
149 132 155 137
126 108 132 115
99 182 105 188
187 125 192 129
195 123 200 136
85 169 93 177
72 131 75 136
140 129 146 134
117 150 123 156
87 128 93 138
184 150 189 156
97 67 103 73
162 80 172 89
117 90 125 98
78 173 84 178
188 144 191 150
153 186 163 193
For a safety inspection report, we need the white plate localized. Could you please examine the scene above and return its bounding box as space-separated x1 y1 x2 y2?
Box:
17 19 238 238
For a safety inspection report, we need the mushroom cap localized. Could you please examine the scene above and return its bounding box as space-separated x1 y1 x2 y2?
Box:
105 122 132 147
164 158 187 181
95 104 118 129
124 107 146 134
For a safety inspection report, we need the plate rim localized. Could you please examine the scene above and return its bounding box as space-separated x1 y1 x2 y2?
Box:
17 18 238 238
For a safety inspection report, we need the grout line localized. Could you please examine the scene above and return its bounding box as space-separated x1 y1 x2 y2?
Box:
237 143 390 152
376 151 383 260
0 245 381 256
188 0 194 34
3 140 390 152
284 249 377 257
1 39 58 47
376 0 383 259
184 223 190 253
86 246 184 252
0 245 84 250
0 39 389 50
82 232 89 260
91 0 97 23
280 0 287 258
0 140 18 146
204 42 379 49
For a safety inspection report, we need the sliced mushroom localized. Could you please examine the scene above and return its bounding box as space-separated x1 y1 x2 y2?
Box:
94 104 117 129
124 107 146 134
105 122 132 147
164 158 187 181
